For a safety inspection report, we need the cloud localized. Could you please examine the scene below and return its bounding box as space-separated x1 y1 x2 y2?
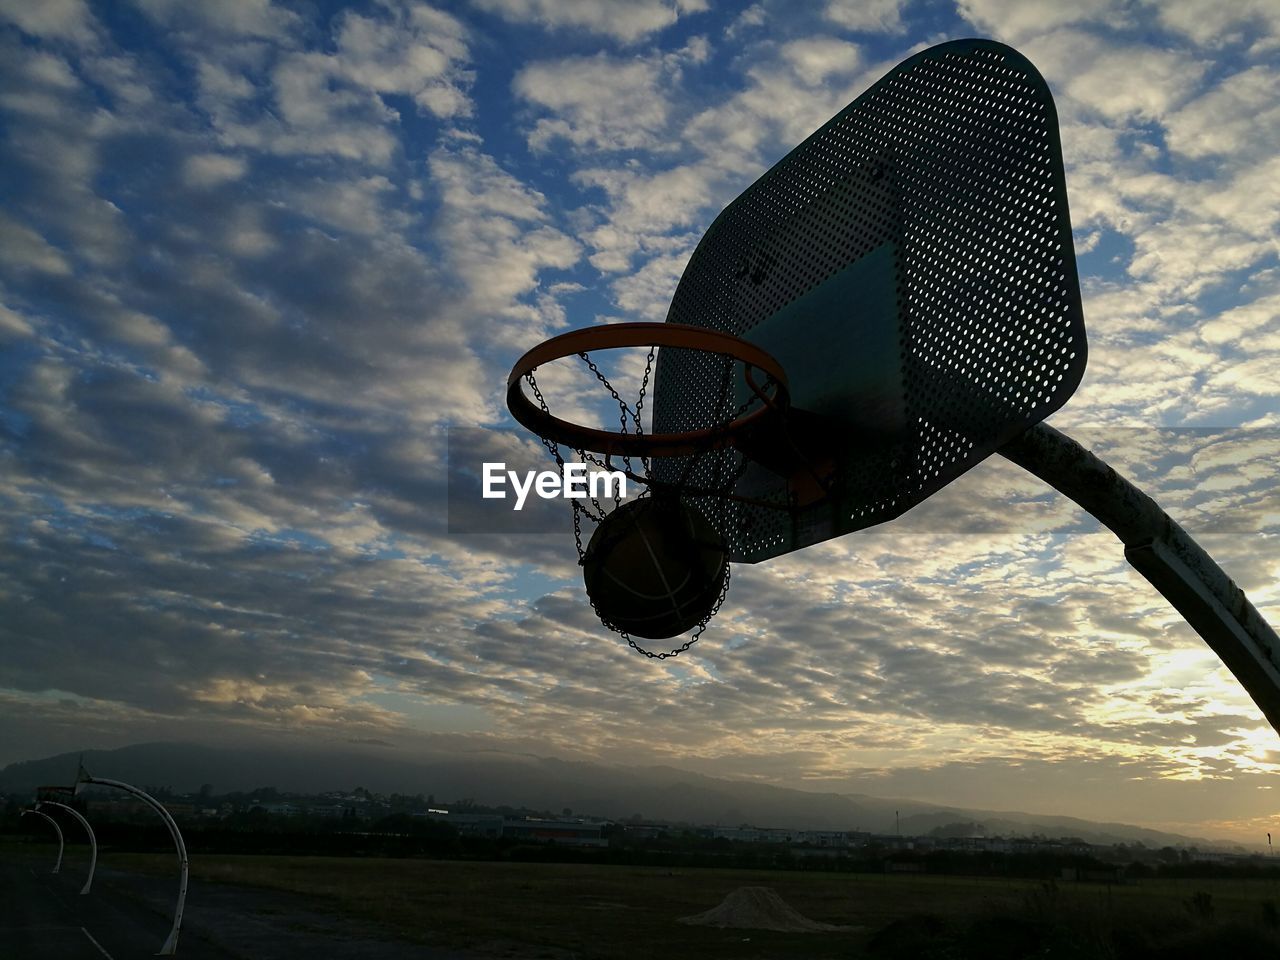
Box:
2 49 79 99
0 500 496 726
286 175 404 236
726 4 767 37
572 164 713 272
1166 66 1280 161
822 0 907 34
515 53 675 153
332 2 473 118
190 2 473 164
471 0 709 44
183 153 248 188
130 0 300 39
957 0 1123 45
0 212 72 275
561 32 871 278
682 40 869 167
1025 31 1207 123
1199 291 1280 347
778 37 861 86
0 0 97 46
1146 0 1280 51
513 37 710 156
0 39 115 258
429 144 581 328
982 26 1280 433
193 57 256 106
262 53 403 164
610 248 693 320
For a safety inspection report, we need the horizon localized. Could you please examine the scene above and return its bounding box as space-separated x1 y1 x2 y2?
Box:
2 0 1279 851
0 737 1264 851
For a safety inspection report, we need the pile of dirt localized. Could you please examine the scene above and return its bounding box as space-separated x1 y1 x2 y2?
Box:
676 886 850 932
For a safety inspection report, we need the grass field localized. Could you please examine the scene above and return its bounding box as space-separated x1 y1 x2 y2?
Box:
92 852 1280 959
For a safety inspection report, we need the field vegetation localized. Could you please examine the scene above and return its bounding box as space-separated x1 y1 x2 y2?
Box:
100 851 1280 959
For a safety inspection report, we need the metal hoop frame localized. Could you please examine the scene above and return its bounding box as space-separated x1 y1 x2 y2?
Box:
506 322 789 458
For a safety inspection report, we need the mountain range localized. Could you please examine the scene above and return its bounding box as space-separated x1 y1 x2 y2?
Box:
0 741 1237 851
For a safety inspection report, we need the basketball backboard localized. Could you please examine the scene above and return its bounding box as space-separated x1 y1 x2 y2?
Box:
652 38 1087 562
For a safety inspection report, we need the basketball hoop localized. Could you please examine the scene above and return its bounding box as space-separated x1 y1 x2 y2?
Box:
506 323 789 459
506 322 790 658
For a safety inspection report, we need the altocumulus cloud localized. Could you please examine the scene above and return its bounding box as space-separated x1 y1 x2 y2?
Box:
0 0 1278 843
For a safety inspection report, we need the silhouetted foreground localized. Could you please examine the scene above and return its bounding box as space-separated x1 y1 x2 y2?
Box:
866 879 1280 959
61 850 1280 960
10 794 1280 958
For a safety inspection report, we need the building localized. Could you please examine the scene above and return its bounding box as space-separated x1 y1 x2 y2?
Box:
415 810 503 837
501 818 607 847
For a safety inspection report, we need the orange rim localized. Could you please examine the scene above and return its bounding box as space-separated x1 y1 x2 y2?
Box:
506 322 789 458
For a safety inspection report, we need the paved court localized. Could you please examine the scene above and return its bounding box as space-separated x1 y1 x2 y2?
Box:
0 850 234 959
2 846 479 959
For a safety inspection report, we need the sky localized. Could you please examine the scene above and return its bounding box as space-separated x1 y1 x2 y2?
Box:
1 0 1279 845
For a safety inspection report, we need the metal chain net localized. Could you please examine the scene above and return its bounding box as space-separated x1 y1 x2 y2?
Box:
522 343 773 659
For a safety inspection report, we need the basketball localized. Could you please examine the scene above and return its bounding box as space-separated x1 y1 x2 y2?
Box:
582 497 729 640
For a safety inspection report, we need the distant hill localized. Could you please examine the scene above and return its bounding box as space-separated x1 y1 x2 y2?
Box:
0 741 1230 850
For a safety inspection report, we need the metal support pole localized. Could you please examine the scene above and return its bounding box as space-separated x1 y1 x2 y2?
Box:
20 809 64 874
37 800 97 894
1000 421 1280 731
76 768 189 956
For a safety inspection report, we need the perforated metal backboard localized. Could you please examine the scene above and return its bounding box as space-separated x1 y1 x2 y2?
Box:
652 38 1087 563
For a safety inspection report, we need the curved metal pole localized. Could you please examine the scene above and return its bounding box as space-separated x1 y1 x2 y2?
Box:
1000 422 1280 730
20 809 64 874
76 770 188 956
37 800 97 894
